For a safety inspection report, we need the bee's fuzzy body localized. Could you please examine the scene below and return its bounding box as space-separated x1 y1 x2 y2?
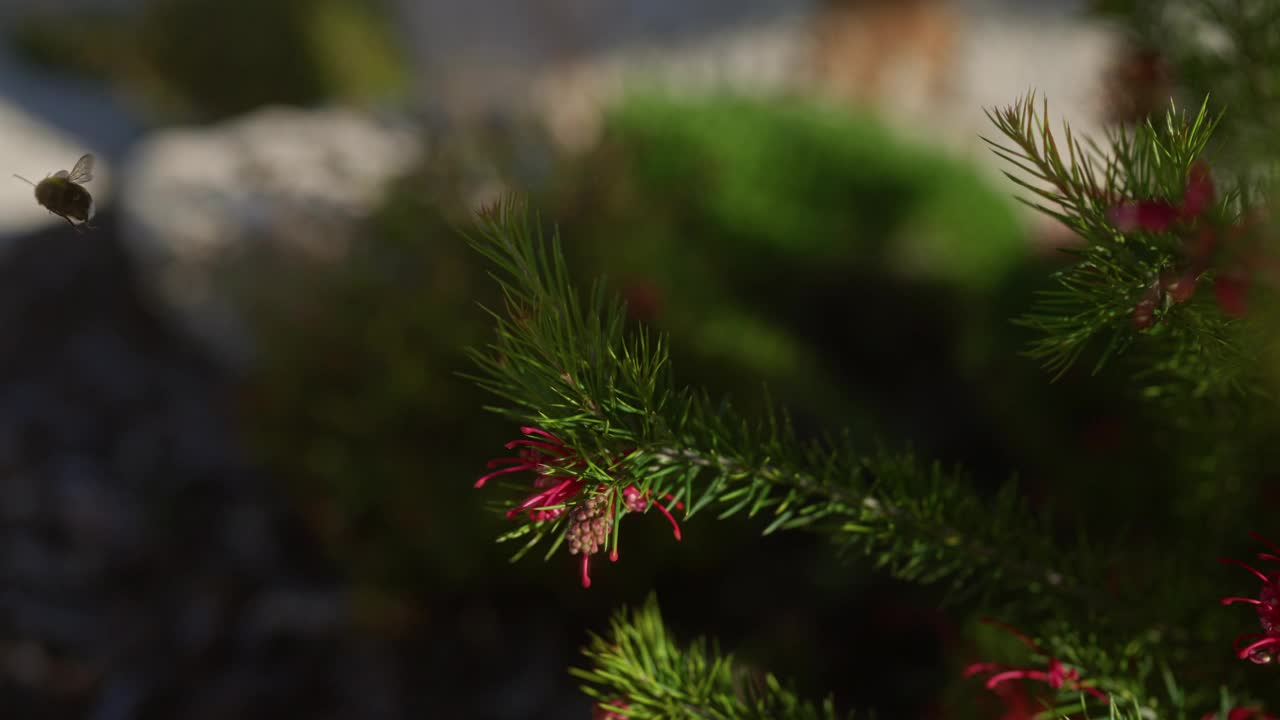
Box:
14 153 96 230
34 176 95 226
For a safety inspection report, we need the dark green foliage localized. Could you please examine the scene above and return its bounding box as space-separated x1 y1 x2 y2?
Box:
463 180 1280 716
573 594 849 720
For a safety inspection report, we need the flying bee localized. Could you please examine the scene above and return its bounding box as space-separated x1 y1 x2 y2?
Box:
13 153 96 230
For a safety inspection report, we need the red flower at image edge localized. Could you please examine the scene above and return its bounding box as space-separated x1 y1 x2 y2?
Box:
1108 162 1266 325
475 426 682 588
1107 162 1215 235
964 618 1108 707
1219 533 1280 664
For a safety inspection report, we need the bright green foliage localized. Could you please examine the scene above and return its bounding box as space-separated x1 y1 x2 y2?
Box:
463 196 1099 614
572 594 848 720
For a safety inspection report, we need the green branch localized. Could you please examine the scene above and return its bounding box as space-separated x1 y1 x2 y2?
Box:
572 594 848 720
461 196 1108 614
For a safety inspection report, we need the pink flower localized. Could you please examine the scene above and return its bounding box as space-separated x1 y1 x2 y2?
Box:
475 426 586 522
1110 163 1270 323
1108 200 1180 234
964 619 1108 705
1107 162 1215 234
476 426 683 588
1219 533 1280 664
1182 163 1216 217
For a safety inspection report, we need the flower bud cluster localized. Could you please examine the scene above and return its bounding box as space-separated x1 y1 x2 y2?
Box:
567 493 612 556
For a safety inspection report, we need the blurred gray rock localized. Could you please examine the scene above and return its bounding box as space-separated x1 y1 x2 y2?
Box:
118 105 424 368
0 219 423 720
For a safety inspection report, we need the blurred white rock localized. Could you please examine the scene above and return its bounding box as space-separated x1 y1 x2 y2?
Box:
118 105 424 368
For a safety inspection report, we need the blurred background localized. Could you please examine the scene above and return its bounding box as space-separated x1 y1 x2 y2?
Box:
0 0 1197 718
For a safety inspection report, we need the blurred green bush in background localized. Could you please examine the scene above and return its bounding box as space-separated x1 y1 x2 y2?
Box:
570 95 1026 291
548 94 1047 450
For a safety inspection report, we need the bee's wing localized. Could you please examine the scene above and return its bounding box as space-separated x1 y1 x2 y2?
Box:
66 154 94 184
53 170 69 179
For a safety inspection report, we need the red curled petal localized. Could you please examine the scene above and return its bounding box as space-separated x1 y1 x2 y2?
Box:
505 478 580 517
520 426 566 446
1221 557 1271 584
1237 636 1280 660
475 463 536 488
1222 596 1265 606
506 438 572 456
986 669 1049 688
962 662 1004 677
1249 533 1280 558
1079 685 1109 703
652 499 682 541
